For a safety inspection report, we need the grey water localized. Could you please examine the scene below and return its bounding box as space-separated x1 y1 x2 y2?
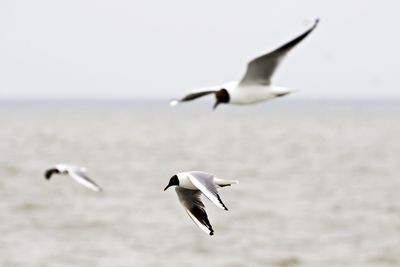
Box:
0 100 399 267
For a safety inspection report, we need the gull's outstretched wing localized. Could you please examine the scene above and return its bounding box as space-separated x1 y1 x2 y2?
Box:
170 86 220 106
188 171 228 210
239 19 319 86
175 187 214 235
68 169 103 192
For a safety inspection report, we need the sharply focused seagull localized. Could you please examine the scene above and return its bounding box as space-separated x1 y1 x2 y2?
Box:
164 171 239 235
170 19 319 109
45 164 103 192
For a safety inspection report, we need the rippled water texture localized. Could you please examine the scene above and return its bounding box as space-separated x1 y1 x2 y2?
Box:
0 101 399 267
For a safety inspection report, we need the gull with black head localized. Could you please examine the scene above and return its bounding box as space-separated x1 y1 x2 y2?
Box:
45 164 103 192
164 171 238 235
170 19 319 109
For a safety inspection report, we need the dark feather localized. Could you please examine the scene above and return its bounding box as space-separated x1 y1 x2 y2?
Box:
180 91 216 102
45 168 60 180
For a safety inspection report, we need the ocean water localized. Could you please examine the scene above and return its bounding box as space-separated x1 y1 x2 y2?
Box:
0 100 399 267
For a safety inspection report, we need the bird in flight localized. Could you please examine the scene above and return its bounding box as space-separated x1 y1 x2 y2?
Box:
164 171 238 235
170 19 319 109
45 164 103 192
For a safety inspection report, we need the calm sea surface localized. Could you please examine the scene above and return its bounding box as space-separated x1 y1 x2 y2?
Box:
0 100 399 267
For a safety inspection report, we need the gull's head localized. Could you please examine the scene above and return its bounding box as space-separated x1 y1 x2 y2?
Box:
44 168 60 180
213 88 230 110
164 174 180 191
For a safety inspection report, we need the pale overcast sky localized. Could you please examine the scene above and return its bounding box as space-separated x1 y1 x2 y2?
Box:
0 0 399 99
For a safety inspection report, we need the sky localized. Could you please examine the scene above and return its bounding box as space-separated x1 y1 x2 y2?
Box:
0 0 399 100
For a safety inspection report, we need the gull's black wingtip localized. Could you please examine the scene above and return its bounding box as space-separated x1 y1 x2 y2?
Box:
209 230 214 236
313 18 320 28
306 18 319 33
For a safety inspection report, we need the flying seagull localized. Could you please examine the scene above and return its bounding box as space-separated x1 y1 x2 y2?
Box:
45 164 103 192
170 19 319 109
164 171 238 235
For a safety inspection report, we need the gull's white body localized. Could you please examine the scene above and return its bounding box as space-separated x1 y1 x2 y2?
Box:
221 81 293 105
54 164 86 174
177 171 237 192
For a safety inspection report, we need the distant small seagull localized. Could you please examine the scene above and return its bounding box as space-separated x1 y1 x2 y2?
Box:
164 171 238 235
170 19 319 109
45 164 103 192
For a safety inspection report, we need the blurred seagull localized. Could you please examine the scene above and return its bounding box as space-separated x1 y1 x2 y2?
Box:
164 171 238 235
45 164 103 192
170 19 319 109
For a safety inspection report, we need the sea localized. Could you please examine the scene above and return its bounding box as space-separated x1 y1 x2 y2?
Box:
0 99 399 267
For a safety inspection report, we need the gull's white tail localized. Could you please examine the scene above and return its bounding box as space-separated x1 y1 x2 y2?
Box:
215 178 239 187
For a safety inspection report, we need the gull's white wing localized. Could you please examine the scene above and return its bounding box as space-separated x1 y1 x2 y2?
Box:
239 19 319 86
175 187 214 235
188 172 228 210
170 86 220 106
68 169 103 192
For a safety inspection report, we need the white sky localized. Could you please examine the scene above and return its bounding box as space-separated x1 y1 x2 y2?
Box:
0 0 399 99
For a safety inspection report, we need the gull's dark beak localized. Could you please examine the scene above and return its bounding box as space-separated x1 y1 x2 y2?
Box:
213 100 220 110
164 183 171 191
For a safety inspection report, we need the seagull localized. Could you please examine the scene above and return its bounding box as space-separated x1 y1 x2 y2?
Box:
170 19 319 109
164 171 239 235
45 164 103 192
